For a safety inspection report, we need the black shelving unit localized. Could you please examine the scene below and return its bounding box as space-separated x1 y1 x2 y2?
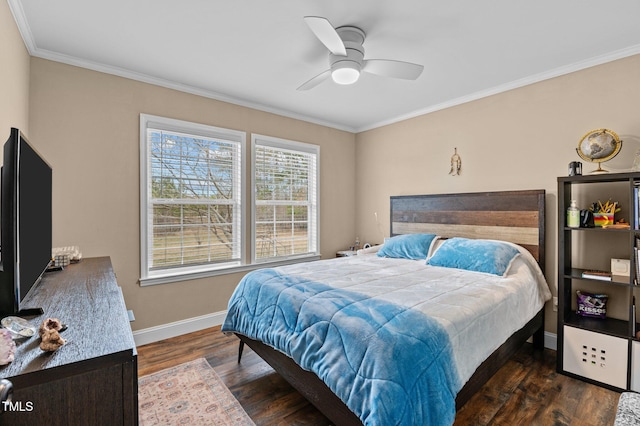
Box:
558 172 640 392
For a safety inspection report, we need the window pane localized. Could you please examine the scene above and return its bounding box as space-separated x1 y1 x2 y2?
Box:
293 206 308 222
274 205 291 222
150 203 237 269
150 132 237 202
255 205 274 222
255 223 274 258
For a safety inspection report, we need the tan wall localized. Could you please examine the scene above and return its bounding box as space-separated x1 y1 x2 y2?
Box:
355 54 640 334
28 58 356 330
0 0 30 135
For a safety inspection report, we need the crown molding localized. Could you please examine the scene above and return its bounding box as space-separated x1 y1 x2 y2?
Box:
33 48 359 133
356 44 640 133
8 0 36 53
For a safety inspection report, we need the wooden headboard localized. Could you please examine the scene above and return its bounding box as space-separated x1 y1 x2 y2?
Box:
390 189 545 271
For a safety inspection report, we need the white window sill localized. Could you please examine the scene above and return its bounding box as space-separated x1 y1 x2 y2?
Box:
139 254 321 286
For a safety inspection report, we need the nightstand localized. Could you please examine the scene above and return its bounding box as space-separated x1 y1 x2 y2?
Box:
336 250 357 258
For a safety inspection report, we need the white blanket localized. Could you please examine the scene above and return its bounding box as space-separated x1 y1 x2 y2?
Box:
271 243 551 386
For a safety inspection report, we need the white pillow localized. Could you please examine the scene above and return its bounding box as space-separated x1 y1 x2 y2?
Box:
357 245 381 255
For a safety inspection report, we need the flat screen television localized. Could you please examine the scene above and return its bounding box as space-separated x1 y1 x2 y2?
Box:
0 128 52 317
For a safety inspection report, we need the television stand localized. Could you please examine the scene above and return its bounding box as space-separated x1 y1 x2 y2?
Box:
0 257 137 425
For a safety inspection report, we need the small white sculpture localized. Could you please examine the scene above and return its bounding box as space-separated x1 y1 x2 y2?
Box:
449 148 462 176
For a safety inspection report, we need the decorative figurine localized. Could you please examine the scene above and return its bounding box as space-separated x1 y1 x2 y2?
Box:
449 148 462 176
39 318 66 352
0 329 16 365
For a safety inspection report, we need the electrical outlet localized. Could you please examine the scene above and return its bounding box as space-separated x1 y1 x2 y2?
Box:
553 297 558 312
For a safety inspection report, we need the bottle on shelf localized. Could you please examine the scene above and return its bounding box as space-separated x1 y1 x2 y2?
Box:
567 199 580 228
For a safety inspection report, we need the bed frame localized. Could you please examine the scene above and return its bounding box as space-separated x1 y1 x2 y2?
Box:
235 189 546 425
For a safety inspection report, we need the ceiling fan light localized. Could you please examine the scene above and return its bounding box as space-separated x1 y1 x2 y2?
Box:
332 67 360 85
331 66 360 85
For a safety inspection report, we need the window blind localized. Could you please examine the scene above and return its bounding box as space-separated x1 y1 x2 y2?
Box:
140 114 244 281
253 135 319 261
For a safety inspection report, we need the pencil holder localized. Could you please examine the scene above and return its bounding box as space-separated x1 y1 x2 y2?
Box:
593 212 614 227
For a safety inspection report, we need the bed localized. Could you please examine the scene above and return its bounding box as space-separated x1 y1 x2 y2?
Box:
222 190 550 425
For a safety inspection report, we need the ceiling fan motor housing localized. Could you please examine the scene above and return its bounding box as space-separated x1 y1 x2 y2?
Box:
330 26 365 83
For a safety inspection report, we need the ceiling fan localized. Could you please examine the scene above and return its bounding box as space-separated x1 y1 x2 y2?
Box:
298 16 424 91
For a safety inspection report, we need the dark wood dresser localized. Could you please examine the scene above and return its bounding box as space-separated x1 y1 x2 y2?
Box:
0 257 137 425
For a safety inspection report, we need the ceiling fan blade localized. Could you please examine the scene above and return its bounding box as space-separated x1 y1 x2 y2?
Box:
303 16 347 56
297 69 331 91
363 59 424 80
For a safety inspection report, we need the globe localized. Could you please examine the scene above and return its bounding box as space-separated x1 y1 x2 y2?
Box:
576 128 622 174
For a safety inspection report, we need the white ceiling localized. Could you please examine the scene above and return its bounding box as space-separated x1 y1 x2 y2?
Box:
8 0 640 133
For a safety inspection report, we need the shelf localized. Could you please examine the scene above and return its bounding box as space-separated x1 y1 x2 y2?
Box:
558 172 640 390
558 172 640 184
566 268 631 286
562 226 631 233
564 311 629 339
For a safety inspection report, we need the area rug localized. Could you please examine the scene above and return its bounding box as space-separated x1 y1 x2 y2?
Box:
139 358 255 425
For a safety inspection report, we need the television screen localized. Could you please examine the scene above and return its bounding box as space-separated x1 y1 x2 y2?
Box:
0 128 52 316
16 136 52 302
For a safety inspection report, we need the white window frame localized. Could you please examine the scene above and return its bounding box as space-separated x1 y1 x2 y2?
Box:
139 114 246 285
251 134 320 264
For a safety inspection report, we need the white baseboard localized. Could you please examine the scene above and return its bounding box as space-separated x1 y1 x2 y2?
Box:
133 310 227 347
544 331 557 351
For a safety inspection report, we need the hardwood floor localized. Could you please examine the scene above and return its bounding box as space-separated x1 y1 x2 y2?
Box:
137 326 621 425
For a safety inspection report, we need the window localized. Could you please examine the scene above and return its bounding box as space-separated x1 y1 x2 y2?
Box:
252 134 319 262
140 114 245 284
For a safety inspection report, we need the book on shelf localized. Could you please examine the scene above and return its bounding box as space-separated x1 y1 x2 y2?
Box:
633 297 637 336
635 185 639 229
581 270 612 281
635 182 640 230
636 245 640 285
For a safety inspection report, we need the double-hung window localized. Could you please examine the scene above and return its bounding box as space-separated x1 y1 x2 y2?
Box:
140 114 245 285
252 134 319 262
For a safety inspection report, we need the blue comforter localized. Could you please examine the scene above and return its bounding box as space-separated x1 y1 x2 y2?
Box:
222 268 461 425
